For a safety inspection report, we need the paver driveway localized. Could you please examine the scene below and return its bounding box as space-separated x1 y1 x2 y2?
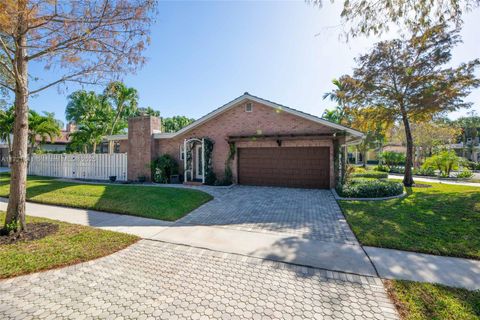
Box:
178 186 358 245
0 240 398 320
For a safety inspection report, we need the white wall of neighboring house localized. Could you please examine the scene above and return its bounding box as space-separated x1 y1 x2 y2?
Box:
39 144 68 152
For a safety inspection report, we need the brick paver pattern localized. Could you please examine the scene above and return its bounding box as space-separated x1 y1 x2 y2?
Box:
179 186 358 244
0 241 398 320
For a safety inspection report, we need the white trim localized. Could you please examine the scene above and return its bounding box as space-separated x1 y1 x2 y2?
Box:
105 134 128 141
153 132 175 139
179 144 185 161
154 93 365 139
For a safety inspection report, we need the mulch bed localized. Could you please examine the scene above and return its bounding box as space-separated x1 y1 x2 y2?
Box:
0 223 59 245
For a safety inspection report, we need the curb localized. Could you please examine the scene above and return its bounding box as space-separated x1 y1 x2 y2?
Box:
331 189 407 201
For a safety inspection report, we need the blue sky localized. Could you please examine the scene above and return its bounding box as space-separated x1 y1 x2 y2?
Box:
28 1 480 127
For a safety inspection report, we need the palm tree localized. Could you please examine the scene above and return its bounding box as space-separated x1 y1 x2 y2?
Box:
322 78 351 125
69 121 106 154
104 82 138 153
28 111 61 161
0 106 14 153
66 90 106 124
66 90 114 153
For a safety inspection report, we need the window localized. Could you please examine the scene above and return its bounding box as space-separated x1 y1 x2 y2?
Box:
180 145 185 160
245 102 253 112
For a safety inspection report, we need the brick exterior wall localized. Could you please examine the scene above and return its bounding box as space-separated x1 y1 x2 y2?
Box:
127 116 160 181
153 100 339 188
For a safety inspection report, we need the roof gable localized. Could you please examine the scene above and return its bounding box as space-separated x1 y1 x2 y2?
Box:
154 93 364 139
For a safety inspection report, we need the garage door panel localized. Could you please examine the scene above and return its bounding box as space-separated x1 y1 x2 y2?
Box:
238 147 330 189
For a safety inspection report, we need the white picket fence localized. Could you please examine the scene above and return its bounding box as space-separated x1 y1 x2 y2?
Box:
28 153 128 181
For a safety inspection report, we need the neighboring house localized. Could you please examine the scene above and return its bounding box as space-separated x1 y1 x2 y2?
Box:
36 122 76 152
0 123 76 167
106 93 364 189
450 141 479 162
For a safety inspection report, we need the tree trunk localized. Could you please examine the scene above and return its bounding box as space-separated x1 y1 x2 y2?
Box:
92 142 97 154
400 108 414 187
362 144 367 168
5 15 29 233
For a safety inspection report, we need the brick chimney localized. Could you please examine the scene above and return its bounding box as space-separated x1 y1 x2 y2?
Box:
127 116 161 182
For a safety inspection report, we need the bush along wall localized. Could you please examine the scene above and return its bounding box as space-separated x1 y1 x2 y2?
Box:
151 154 179 183
203 138 216 185
215 142 235 186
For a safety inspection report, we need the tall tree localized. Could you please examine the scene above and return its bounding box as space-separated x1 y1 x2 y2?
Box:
0 0 155 233
162 116 195 133
104 81 138 153
343 25 479 186
312 0 479 38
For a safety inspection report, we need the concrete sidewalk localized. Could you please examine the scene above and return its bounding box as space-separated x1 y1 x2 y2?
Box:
388 174 480 187
365 246 480 290
1 197 479 290
0 197 173 238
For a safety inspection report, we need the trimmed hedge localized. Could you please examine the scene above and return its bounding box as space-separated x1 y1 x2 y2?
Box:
412 167 435 177
337 179 404 198
350 171 388 179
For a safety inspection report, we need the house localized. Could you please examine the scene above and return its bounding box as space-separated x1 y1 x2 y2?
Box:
106 93 364 189
0 123 76 167
36 122 76 153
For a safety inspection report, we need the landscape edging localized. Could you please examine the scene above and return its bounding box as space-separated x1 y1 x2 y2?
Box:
331 188 407 201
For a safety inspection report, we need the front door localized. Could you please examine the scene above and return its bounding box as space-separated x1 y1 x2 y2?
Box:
195 144 204 180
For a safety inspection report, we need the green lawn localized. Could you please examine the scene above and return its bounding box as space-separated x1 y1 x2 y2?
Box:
0 174 212 221
0 212 138 279
340 182 480 259
386 280 480 320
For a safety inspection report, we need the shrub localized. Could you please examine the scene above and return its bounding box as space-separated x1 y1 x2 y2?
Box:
353 167 367 173
412 167 436 176
204 170 217 185
337 180 404 198
389 166 405 174
349 177 376 184
351 171 388 179
151 155 179 183
422 150 467 178
379 151 406 170
374 164 389 172
455 169 474 179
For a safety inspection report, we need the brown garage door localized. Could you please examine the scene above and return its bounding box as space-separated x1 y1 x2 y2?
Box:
238 147 330 189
